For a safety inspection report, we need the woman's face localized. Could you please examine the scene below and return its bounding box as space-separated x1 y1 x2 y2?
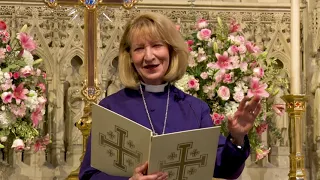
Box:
130 35 170 85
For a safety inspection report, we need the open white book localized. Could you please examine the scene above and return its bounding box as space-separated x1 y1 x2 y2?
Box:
91 103 221 180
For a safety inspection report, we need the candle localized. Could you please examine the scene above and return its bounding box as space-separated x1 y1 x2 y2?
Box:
290 0 301 94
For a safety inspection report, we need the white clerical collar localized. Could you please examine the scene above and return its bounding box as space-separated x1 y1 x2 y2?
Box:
140 82 169 93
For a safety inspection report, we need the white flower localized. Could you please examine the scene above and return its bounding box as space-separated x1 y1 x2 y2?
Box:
236 81 248 93
22 50 34 66
224 101 239 117
1 106 5 111
11 139 25 151
3 72 10 79
0 136 7 142
0 71 4 84
175 74 194 93
198 48 205 54
0 111 11 128
25 90 39 111
190 51 198 58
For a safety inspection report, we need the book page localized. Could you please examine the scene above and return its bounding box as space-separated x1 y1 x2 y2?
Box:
91 103 152 177
148 127 220 180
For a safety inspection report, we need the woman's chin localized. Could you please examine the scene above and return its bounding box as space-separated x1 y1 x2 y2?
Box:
142 76 164 84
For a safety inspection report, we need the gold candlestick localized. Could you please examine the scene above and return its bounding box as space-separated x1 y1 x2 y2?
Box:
66 79 101 180
66 102 92 180
281 94 307 180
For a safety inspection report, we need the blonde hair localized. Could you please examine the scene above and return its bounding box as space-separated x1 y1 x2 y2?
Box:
118 12 189 89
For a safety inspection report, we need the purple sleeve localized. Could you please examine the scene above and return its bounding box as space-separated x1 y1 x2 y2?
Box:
200 102 250 179
78 100 129 180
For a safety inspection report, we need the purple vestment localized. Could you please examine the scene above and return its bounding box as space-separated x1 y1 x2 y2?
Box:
79 85 250 180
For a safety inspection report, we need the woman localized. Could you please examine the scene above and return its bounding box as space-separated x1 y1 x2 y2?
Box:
79 12 261 180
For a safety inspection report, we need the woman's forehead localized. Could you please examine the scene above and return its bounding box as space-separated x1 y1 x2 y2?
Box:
129 27 162 45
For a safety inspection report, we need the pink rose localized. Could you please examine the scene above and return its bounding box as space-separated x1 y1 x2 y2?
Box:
188 79 199 91
42 72 47 79
11 139 25 151
233 91 244 102
0 21 6 30
217 86 230 101
196 19 208 29
253 67 264 78
197 29 211 41
223 73 233 83
200 72 208 79
20 66 33 77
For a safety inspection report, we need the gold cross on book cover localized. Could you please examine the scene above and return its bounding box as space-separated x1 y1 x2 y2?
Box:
91 104 221 180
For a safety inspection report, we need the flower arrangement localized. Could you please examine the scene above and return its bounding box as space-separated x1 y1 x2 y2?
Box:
0 20 49 152
176 18 287 160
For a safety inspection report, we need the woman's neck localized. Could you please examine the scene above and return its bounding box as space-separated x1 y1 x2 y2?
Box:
140 81 169 93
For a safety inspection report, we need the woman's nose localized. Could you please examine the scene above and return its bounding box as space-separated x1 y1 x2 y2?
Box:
144 47 155 61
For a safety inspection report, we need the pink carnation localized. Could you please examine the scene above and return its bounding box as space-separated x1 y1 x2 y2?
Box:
211 113 225 125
